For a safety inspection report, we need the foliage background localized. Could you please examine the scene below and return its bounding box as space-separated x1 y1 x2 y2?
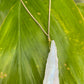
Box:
0 0 84 84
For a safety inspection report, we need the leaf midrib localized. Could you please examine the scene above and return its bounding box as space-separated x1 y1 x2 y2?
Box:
17 1 22 84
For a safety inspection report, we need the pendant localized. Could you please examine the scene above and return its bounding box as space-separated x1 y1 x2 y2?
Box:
43 40 59 84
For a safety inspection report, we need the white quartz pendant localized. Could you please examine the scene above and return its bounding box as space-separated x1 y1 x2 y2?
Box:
43 40 59 84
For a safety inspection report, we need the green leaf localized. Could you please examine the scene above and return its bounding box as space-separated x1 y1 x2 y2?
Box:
0 0 84 84
0 0 48 84
50 0 84 84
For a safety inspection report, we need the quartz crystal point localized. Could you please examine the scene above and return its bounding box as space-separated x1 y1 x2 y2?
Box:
43 40 59 84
